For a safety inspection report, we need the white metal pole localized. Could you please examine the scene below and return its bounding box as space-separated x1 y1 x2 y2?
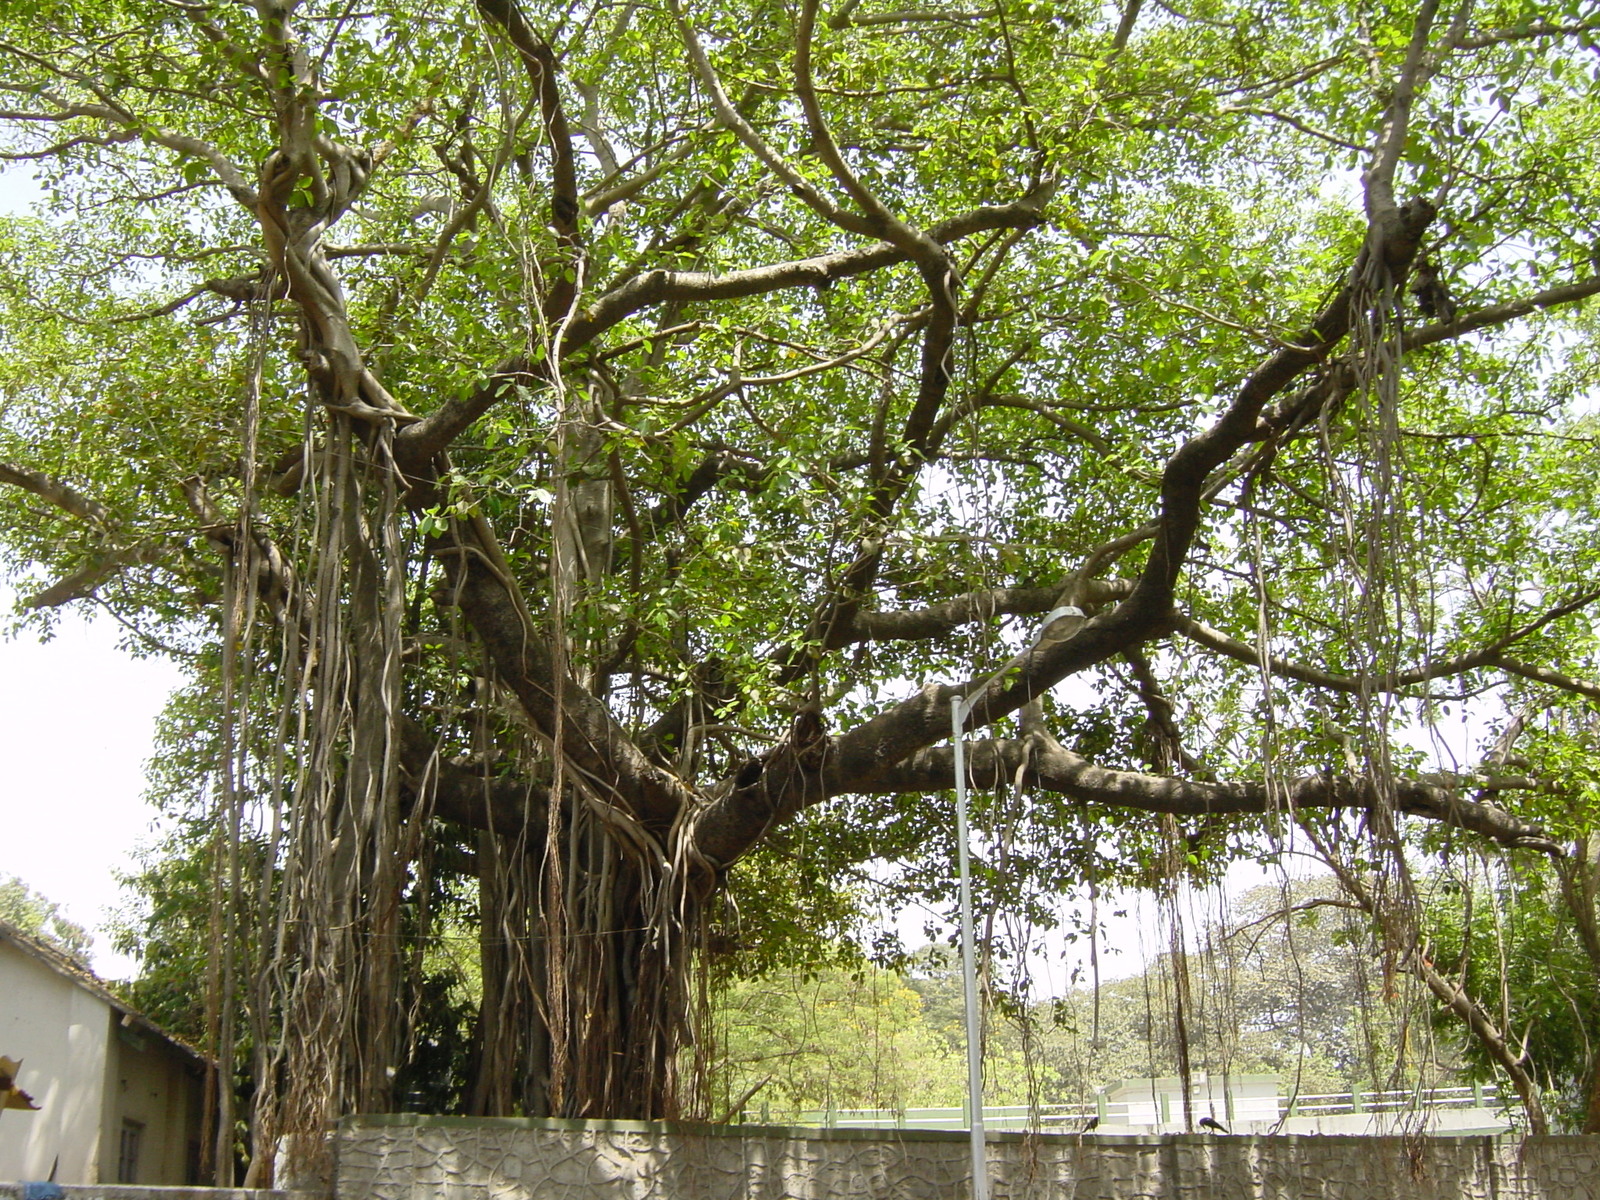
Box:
951 695 988 1200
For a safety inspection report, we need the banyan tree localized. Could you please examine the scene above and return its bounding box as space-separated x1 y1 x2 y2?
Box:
4 0 1600 1180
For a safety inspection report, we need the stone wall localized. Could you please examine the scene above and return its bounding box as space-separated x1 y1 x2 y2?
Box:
332 1114 1600 1200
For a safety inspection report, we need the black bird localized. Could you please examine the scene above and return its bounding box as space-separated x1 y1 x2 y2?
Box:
1079 1116 1099 1133
1198 1116 1229 1134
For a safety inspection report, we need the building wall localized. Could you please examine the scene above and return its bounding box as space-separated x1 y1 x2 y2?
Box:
0 935 203 1186
108 1022 203 1184
329 1115 1600 1200
1101 1074 1283 1129
0 939 112 1183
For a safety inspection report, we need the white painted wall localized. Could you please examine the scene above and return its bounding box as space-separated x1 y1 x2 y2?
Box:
111 1023 202 1184
0 939 111 1182
1102 1072 1282 1129
0 932 203 1185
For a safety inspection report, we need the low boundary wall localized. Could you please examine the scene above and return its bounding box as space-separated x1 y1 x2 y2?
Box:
332 1114 1600 1200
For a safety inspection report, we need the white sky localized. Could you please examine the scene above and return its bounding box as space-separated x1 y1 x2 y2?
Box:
0 591 185 978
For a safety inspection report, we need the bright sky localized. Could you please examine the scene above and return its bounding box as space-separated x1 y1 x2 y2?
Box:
0 591 186 978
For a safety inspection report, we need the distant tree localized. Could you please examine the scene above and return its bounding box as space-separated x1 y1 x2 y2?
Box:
0 875 92 963
709 963 966 1118
912 878 1454 1109
1179 881 1439 1095
1425 848 1600 1132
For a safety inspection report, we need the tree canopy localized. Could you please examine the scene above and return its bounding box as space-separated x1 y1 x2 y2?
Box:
4 0 1600 1177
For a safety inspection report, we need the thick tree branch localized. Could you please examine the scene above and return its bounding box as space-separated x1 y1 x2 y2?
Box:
684 35 1441 859
805 201 1437 817
1171 588 1600 695
1406 274 1600 349
398 718 547 838
1455 16 1600 50
636 450 764 536
22 540 178 609
436 515 698 827
1492 655 1600 702
0 67 259 205
797 203 1047 670
1124 646 1200 774
794 0 953 267
691 719 1563 869
1413 948 1550 1134
0 462 185 608
393 219 1588 494
0 462 114 525
666 0 874 237
844 739 1563 853
837 578 1131 645
852 585 1057 642
474 0 583 328
560 195 1050 354
394 359 543 477
1110 0 1143 53
1362 0 1439 233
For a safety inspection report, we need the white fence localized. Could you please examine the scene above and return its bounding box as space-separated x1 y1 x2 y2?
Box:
745 1083 1510 1133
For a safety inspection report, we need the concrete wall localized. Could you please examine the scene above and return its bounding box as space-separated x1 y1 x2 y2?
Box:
331 1114 1600 1200
107 1021 203 1185
0 932 204 1186
0 938 114 1183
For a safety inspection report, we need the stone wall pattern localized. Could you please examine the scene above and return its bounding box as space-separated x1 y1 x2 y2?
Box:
331 1116 1600 1200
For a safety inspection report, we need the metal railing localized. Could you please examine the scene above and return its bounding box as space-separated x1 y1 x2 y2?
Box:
742 1084 1506 1132
1280 1083 1501 1117
741 1102 1098 1131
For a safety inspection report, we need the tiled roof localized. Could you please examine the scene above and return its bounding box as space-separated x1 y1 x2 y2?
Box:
0 917 210 1067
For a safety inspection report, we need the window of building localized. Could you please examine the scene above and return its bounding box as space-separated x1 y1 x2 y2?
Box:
117 1119 144 1184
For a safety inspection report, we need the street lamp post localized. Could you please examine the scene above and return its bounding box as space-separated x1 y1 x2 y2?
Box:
948 605 1084 1200
950 691 988 1200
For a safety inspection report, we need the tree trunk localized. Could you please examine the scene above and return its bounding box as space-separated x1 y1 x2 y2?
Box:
464 811 700 1119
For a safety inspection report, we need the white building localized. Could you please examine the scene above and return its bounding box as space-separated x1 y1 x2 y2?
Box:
0 918 208 1185
1101 1073 1283 1131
